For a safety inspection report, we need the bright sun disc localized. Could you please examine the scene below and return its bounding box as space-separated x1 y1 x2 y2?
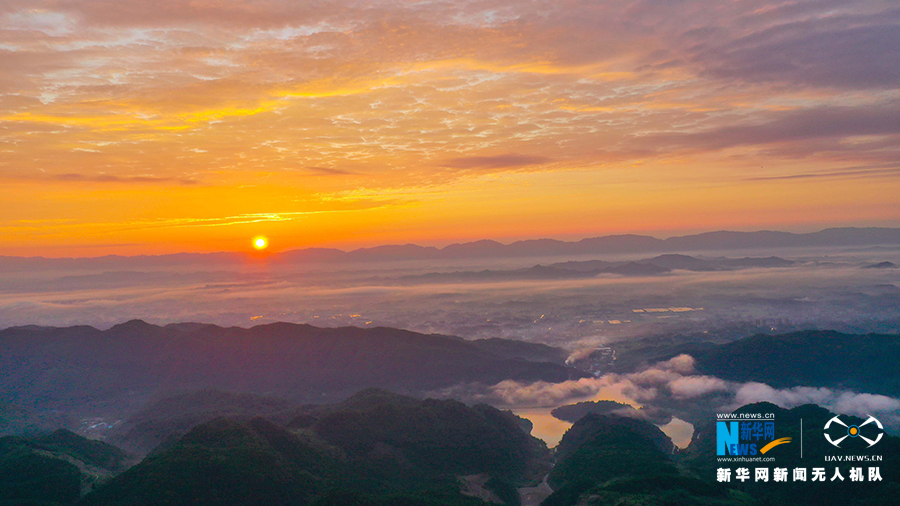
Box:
253 237 268 250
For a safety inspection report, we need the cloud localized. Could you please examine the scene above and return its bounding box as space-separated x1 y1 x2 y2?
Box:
2 0 900 250
628 367 680 386
430 372 658 408
732 382 900 417
744 165 900 182
441 155 552 170
6 0 337 29
432 354 712 408
668 375 729 399
430 352 900 431
114 207 394 232
657 354 696 375
833 392 900 417
306 166 353 176
565 348 596 363
694 17 900 90
51 173 198 185
636 104 900 154
484 377 609 407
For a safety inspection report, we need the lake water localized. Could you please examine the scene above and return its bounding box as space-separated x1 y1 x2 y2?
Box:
513 407 694 449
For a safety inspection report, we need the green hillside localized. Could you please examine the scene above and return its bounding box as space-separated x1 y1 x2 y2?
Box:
80 389 548 506
0 430 128 506
80 418 333 506
691 331 900 396
543 414 752 506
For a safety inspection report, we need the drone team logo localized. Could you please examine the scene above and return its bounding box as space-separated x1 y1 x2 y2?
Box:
824 415 883 448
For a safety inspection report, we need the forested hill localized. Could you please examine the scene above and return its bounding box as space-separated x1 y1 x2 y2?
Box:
4 391 899 505
80 389 549 506
689 330 900 397
0 321 585 418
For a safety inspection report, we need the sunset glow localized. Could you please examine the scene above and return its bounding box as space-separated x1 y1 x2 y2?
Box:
2 1 898 257
253 237 268 250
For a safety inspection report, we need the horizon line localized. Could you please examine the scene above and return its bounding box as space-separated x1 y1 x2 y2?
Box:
2 225 900 261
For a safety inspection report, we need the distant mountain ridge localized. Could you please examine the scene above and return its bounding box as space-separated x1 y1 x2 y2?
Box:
2 227 899 267
0 321 586 425
687 330 900 396
382 253 795 284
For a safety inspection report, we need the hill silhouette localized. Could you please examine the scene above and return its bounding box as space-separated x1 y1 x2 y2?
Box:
0 429 129 505
81 389 548 506
81 417 333 506
0 321 586 423
389 253 796 285
6 390 899 506
1 227 897 267
110 390 301 455
688 330 900 396
863 261 897 269
543 414 750 506
549 400 636 423
305 388 549 485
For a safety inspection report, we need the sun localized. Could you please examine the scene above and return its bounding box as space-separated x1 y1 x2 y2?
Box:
252 236 269 250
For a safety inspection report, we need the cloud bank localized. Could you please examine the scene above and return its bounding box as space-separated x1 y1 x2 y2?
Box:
434 353 900 429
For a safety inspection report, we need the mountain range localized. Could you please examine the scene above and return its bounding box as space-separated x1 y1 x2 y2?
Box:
7 391 896 506
687 330 900 397
81 388 549 506
2 227 898 268
386 254 795 284
0 321 585 432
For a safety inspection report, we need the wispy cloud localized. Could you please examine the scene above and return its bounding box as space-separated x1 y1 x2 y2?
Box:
744 166 900 182
442 154 552 170
306 166 354 176
2 0 899 252
115 208 393 232
51 173 199 185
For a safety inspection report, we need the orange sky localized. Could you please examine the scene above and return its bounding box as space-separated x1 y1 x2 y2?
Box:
2 1 899 257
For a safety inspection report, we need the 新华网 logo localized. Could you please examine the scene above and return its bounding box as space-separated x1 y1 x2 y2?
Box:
717 417 790 456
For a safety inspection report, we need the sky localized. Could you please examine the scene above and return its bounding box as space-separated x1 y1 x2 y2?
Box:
1 0 899 257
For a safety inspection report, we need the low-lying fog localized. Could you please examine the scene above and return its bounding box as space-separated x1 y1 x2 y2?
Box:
2 246 898 341
442 353 900 447
2 244 899 445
